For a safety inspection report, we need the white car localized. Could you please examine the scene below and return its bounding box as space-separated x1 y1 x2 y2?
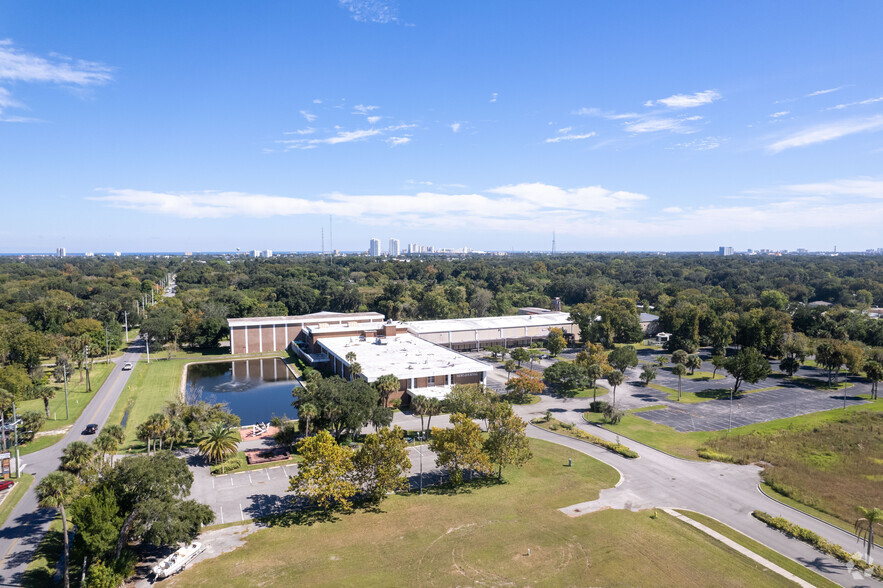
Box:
122 362 133 371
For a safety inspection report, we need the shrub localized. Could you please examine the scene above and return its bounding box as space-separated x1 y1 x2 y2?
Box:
210 453 245 475
19 410 46 443
602 404 624 424
539 418 638 458
389 398 402 409
589 400 610 413
752 511 883 581
696 448 738 463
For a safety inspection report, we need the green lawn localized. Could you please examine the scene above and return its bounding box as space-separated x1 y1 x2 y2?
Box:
23 518 69 588
673 509 840 588
759 484 883 548
211 451 303 475
573 386 608 399
648 382 782 404
0 473 34 528
108 352 289 451
784 376 851 391
20 434 65 455
659 368 724 381
168 440 797 588
18 361 114 431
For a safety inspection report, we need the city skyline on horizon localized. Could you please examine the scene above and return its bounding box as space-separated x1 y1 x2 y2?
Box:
3 2 883 253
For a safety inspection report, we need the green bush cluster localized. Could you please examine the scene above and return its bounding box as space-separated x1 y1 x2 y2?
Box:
696 447 738 463
752 511 883 580
542 418 638 459
589 400 609 413
210 452 246 474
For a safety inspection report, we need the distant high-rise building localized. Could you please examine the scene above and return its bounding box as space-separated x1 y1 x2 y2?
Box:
388 238 400 257
252 249 260 258
719 246 734 256
408 243 419 254
113 251 121 257
84 252 94 257
264 249 273 258
369 239 381 256
56 247 66 257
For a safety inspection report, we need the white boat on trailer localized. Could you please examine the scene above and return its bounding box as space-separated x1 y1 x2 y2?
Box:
151 542 206 579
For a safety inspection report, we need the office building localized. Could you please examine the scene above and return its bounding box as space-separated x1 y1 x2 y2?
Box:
56 247 66 257
719 246 734 256
369 239 381 256
388 238 400 257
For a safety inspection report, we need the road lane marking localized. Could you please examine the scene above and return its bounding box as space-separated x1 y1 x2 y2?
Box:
219 507 224 524
211 476 215 489
239 503 244 521
248 473 252 485
0 537 20 569
265 469 270 480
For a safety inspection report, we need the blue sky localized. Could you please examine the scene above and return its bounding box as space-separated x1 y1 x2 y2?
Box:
2 1 883 253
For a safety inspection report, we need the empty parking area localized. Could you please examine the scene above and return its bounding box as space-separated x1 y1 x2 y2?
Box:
635 387 867 432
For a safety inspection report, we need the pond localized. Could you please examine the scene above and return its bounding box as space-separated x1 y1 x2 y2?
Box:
185 358 300 425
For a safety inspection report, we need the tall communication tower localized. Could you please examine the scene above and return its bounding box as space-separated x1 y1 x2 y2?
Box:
552 232 556 254
321 227 325 257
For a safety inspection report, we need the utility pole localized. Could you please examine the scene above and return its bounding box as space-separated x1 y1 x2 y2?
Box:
145 333 150 364
418 445 423 495
124 310 129 342
12 402 18 479
105 325 110 364
63 364 69 420
329 215 333 262
84 344 91 392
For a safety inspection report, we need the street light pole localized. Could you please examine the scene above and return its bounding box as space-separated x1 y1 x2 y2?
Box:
63 364 69 420
12 402 18 479
728 388 733 432
418 445 423 495
105 325 110 364
124 310 129 342
84 344 91 392
145 333 150 364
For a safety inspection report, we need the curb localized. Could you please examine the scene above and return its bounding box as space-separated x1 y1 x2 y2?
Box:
581 419 701 463
755 483 873 546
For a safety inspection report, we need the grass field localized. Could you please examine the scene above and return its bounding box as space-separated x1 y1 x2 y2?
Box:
661 367 724 381
169 440 797 588
648 382 783 403
108 352 289 451
759 484 883 548
706 411 883 525
18 361 114 431
23 518 68 588
573 386 608 399
673 509 840 588
20 434 65 455
0 473 34 528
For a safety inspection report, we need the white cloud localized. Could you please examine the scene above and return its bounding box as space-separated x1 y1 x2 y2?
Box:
827 96 883 111
490 92 498 103
768 115 883 153
299 110 317 122
670 136 724 150
770 111 790 118
386 136 411 146
367 115 381 124
649 90 721 109
353 104 379 115
624 116 700 134
806 86 844 97
449 122 461 133
313 98 323 104
544 132 596 143
0 39 113 121
284 127 315 135
338 0 399 24
662 207 684 213
575 107 640 120
0 39 112 85
783 178 883 198
557 127 573 133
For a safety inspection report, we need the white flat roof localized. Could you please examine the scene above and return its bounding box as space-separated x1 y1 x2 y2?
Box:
405 385 452 401
305 322 389 334
406 312 574 334
317 333 490 382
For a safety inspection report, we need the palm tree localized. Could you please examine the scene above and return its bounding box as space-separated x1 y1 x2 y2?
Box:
93 432 117 468
411 395 428 433
33 384 56 419
36 471 78 588
0 388 11 451
143 413 169 452
864 360 882 400
197 423 240 471
165 419 189 451
60 441 96 481
586 364 602 402
672 363 687 401
606 370 624 406
424 398 443 436
299 402 318 437
686 354 703 375
503 359 518 381
654 355 668 368
855 506 882 563
640 364 657 386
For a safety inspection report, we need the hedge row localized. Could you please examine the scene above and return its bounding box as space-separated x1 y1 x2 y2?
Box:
538 419 638 459
752 511 883 581
696 447 738 463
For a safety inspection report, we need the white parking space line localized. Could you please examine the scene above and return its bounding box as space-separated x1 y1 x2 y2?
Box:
240 503 244 521
248 473 253 484
212 476 215 489
266 469 270 480
220 506 224 524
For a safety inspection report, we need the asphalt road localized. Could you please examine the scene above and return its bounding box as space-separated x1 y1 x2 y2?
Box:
0 338 144 587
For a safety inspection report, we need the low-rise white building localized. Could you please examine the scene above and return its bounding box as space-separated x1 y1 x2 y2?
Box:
404 311 576 351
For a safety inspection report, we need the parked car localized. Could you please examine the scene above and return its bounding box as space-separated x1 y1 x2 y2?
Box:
84 424 98 434
0 480 14 491
122 362 133 370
